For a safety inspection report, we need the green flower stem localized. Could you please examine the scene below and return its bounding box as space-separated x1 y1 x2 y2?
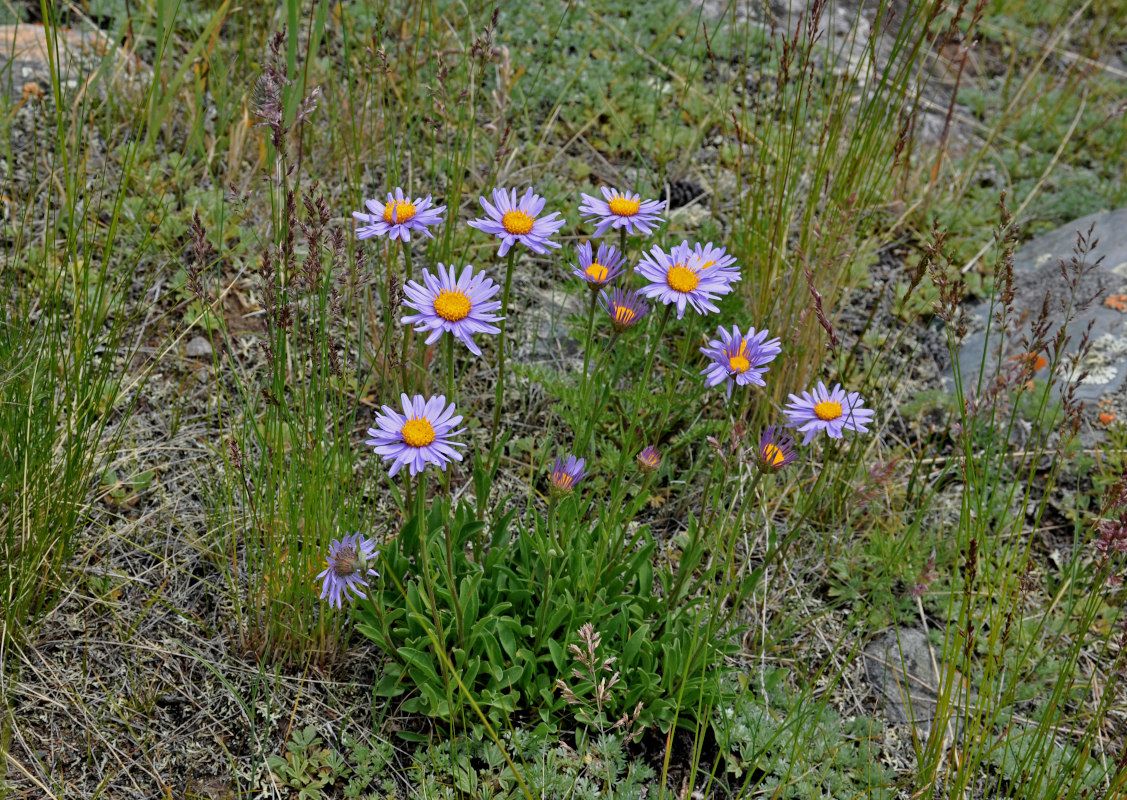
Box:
445 333 456 405
653 310 700 439
382 240 397 383
576 288 600 451
489 249 518 462
399 244 414 392
443 335 455 495
632 303 672 426
619 227 627 262
548 494 559 550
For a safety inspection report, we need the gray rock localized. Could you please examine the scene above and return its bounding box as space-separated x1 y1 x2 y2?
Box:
954 208 1127 407
862 627 968 741
185 336 213 359
0 24 149 100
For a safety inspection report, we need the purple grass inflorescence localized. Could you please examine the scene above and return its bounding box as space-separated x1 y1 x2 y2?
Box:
468 187 565 256
784 382 874 445
401 263 503 357
700 325 782 398
578 187 665 237
570 241 626 291
353 187 446 242
317 532 379 609
366 394 466 477
636 241 740 319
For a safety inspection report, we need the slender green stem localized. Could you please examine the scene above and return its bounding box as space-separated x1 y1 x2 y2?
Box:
399 244 414 392
445 334 455 405
619 227 627 262
653 311 700 438
489 249 518 460
576 288 600 450
548 494 559 550
633 303 672 421
580 288 598 399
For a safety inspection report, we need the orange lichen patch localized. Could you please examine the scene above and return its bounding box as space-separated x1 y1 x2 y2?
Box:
1104 293 1127 312
1098 412 1117 427
1009 352 1049 371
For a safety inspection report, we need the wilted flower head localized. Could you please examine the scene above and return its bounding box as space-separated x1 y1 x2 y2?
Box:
700 325 781 398
401 263 503 357
598 287 649 333
755 426 797 473
549 455 587 495
570 241 626 291
636 445 661 474
353 187 446 242
317 533 378 609
636 241 740 319
784 382 874 445
467 187 565 256
366 394 466 477
578 186 665 238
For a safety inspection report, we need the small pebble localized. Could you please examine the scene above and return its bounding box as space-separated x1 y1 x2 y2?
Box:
186 336 213 358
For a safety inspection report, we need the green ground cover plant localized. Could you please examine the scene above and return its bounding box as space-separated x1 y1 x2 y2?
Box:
2 0 1126 798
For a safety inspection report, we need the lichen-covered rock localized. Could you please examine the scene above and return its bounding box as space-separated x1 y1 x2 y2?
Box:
954 208 1127 433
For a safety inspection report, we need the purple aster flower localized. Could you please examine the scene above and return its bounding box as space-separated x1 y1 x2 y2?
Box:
570 241 626 291
635 241 740 319
366 394 467 477
467 187 565 256
317 532 379 609
689 241 740 282
598 287 650 333
353 187 446 242
548 455 587 495
700 325 782 398
578 187 665 237
784 382 875 445
636 445 661 474
754 427 798 473
401 263 503 357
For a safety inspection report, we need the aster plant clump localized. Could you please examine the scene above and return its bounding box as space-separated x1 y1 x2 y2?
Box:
316 168 882 743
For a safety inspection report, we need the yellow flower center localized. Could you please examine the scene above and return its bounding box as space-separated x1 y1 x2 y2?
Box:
613 305 636 326
502 209 535 235
433 289 471 322
761 443 786 467
383 200 416 224
585 262 609 283
608 196 641 217
666 264 699 293
814 400 843 421
401 418 436 447
551 469 576 489
728 341 750 373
